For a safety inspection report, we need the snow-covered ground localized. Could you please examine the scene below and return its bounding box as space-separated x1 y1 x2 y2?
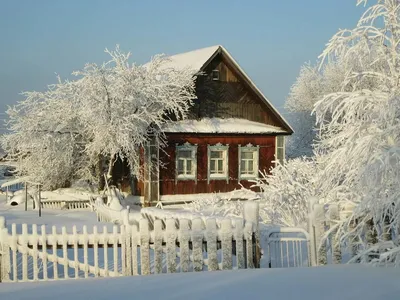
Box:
0 195 106 233
1 265 399 300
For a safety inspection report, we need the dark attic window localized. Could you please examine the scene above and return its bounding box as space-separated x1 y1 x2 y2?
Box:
211 69 220 81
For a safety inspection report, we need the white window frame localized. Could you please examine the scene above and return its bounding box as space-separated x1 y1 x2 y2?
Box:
275 136 285 166
238 144 259 181
207 143 229 184
175 142 197 183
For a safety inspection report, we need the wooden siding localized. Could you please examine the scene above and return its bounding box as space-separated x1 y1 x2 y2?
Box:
158 134 276 196
189 53 283 128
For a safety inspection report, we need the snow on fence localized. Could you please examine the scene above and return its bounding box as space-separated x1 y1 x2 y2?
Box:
2 182 24 193
40 199 91 210
0 204 260 283
140 207 244 229
94 201 131 225
1 177 26 193
309 201 357 266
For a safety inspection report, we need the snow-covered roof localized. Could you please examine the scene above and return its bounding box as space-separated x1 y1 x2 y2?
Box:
162 118 286 134
160 45 220 71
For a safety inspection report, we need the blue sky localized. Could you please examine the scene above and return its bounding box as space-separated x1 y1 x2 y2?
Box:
0 0 366 119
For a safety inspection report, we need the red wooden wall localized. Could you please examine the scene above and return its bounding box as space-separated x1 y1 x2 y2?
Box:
158 133 276 195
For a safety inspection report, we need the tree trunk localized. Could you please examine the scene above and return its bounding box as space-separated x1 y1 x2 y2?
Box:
97 154 106 191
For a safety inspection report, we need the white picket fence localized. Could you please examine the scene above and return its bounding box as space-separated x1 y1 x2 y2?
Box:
0 205 260 283
94 200 312 269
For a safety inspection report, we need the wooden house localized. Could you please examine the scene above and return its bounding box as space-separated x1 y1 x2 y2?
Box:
119 45 293 206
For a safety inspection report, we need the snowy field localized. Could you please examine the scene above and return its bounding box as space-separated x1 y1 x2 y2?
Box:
1 266 400 300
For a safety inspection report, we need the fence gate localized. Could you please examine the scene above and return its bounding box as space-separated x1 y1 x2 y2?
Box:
264 227 311 268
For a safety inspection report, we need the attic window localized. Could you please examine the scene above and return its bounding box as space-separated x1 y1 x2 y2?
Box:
212 69 220 81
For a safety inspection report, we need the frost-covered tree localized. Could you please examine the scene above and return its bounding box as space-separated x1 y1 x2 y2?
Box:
313 0 400 262
285 38 385 158
2 78 85 189
73 47 197 188
285 111 315 158
2 46 197 190
285 61 344 158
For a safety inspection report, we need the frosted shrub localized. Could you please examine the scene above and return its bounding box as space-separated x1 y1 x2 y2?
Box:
250 158 317 228
185 193 246 218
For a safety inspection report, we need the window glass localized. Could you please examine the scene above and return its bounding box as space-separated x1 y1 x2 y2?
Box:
208 146 228 180
211 151 223 159
276 136 285 165
239 147 258 178
241 151 253 160
176 145 196 180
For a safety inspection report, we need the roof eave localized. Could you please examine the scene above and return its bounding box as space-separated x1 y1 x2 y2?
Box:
164 131 287 136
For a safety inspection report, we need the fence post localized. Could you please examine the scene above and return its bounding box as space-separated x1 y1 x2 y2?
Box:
24 182 28 211
308 197 318 267
0 216 4 282
0 216 10 282
38 184 42 217
313 204 327 266
243 202 260 268
123 206 130 225
329 204 341 264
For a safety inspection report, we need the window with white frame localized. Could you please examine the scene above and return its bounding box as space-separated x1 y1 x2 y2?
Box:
276 136 285 165
239 144 259 180
176 143 197 181
208 144 229 183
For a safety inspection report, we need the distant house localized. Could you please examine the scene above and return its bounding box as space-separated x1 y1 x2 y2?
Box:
117 45 293 206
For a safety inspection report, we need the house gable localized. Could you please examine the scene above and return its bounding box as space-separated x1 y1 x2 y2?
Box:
172 46 293 134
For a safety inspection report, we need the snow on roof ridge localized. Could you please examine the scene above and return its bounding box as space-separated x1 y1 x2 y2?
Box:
162 117 286 134
168 45 221 58
160 45 221 72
